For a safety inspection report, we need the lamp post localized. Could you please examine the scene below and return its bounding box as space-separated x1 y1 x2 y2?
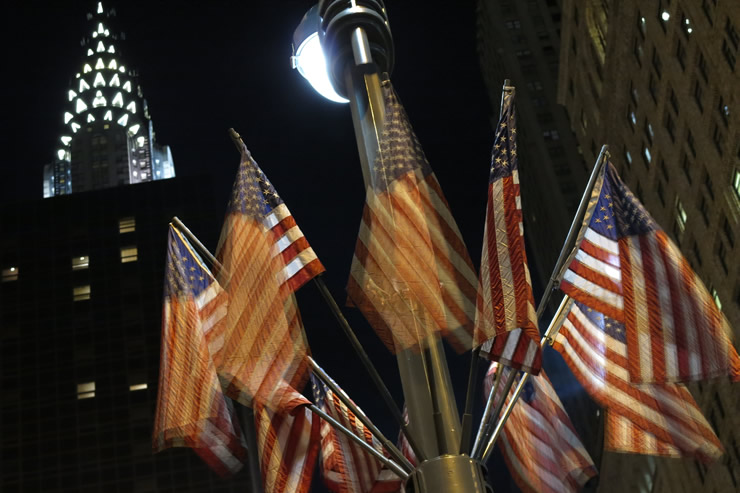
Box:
293 3 491 492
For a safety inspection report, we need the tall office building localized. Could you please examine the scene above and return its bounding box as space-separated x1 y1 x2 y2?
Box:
43 1 175 198
558 1 739 492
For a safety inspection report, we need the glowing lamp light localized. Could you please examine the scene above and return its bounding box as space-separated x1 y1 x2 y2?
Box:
661 11 670 21
291 6 348 104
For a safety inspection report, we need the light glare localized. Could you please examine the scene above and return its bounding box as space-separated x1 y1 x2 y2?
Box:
294 33 348 103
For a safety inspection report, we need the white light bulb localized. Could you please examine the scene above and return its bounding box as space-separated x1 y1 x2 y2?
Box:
294 33 348 103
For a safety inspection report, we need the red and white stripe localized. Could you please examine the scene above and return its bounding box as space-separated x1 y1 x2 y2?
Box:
483 364 597 493
553 300 724 462
254 399 320 493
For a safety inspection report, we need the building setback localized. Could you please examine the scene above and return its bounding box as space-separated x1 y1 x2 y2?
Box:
558 0 739 492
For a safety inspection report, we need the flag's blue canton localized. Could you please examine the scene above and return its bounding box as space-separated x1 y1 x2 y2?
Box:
521 379 536 404
165 229 212 298
605 163 656 237
371 87 433 193
310 374 327 403
227 149 284 217
489 88 518 183
574 300 626 343
586 167 618 240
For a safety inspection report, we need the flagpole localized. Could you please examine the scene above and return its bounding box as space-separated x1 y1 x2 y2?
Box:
238 406 266 493
226 128 427 462
171 216 223 273
309 358 415 472
535 145 609 319
470 362 513 459
479 295 571 463
460 79 513 455
306 404 410 480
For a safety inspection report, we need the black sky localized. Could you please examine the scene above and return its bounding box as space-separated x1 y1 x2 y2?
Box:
1 1 533 490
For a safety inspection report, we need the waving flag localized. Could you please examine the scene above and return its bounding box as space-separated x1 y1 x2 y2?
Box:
558 160 740 383
254 395 320 493
214 141 325 413
311 373 403 493
475 86 541 374
347 82 478 353
153 225 247 476
483 364 597 493
552 298 723 462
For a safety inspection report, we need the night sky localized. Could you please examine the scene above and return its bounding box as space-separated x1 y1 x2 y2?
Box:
2 1 536 491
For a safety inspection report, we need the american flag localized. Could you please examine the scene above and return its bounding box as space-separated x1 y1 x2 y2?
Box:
214 141 325 413
475 86 541 374
254 396 320 493
558 160 740 383
483 363 597 493
347 82 478 353
310 373 403 493
552 298 724 462
153 225 247 477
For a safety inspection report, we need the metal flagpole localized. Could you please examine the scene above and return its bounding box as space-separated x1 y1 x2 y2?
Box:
479 295 571 462
306 404 410 480
309 358 414 472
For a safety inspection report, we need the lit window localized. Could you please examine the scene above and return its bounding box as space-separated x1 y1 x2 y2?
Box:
61 136 72 145
625 149 633 165
72 256 90 270
129 383 148 391
126 101 136 113
57 149 67 160
87 113 95 123
136 136 146 147
122 80 132 92
733 169 740 201
79 79 90 92
97 2 103 14
661 11 670 22
68 90 77 101
119 217 135 233
119 65 126 73
75 99 88 113
117 113 129 126
1 267 18 282
64 112 74 124
642 146 652 164
93 72 106 87
103 110 112 121
71 122 81 133
83 63 92 73
98 23 104 34
96 40 105 53
77 382 95 399
676 199 688 230
73 285 91 301
112 92 123 107
121 246 138 263
92 31 97 38
93 90 106 107
104 29 109 37
109 73 120 87
108 59 117 70
95 58 105 70
87 48 93 56
107 45 115 54
711 288 722 311
128 124 140 135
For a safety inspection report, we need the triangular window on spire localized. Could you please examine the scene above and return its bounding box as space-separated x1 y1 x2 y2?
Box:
87 49 94 56
64 112 74 124
92 32 98 38
104 110 113 121
128 124 140 135
109 74 120 87
117 113 129 126
126 101 136 114
107 45 115 54
93 90 106 107
79 79 90 92
97 41 105 53
84 64 92 73
93 72 106 87
98 23 104 34
88 114 96 123
112 92 123 108
57 150 67 161
95 58 105 70
104 29 110 37
68 90 77 101
118 65 126 73
108 59 117 70
97 2 103 14
61 136 72 146
122 81 132 92
75 99 88 113
71 122 81 133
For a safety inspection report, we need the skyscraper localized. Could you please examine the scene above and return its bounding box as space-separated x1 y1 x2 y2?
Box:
558 1 739 491
43 1 175 198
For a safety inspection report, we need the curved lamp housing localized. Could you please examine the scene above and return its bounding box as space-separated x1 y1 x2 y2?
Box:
292 5 349 103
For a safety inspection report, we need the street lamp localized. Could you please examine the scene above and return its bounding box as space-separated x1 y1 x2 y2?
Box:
292 2 492 493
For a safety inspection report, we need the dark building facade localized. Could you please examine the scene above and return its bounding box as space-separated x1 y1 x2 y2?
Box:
0 176 253 493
